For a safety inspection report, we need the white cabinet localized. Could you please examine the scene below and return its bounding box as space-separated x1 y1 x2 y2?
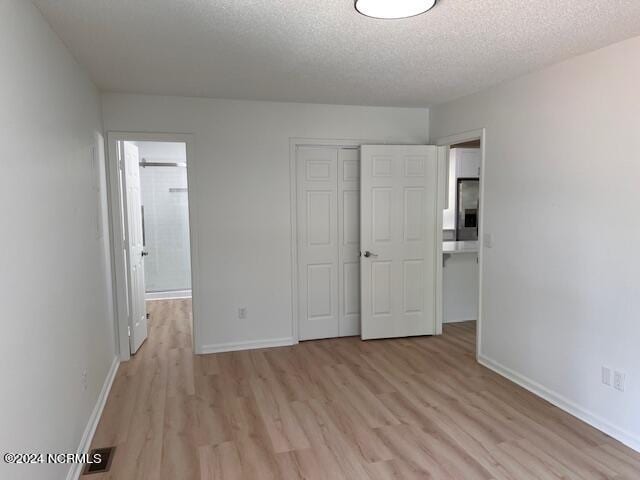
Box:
443 252 479 323
443 148 481 232
456 148 481 178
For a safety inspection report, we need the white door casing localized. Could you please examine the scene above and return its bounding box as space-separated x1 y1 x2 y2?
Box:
121 141 148 353
360 145 444 340
296 146 362 340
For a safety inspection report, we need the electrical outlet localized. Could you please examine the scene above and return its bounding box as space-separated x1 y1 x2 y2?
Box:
602 367 611 386
238 307 247 320
614 371 626 392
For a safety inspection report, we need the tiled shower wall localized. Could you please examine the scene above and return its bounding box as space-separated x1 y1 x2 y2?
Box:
140 165 191 292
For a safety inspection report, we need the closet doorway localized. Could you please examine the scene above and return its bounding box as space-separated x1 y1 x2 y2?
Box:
291 139 445 342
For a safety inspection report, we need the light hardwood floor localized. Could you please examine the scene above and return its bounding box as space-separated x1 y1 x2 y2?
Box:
89 299 640 479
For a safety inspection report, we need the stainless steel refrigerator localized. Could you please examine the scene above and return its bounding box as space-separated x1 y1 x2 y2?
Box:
456 178 479 241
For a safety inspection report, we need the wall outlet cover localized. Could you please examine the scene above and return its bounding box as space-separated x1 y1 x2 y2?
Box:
602 367 611 386
613 371 626 392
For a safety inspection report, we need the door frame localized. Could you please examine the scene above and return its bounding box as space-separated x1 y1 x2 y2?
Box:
435 128 486 360
106 132 202 360
288 136 427 343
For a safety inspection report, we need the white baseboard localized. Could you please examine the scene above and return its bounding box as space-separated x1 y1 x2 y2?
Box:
66 356 120 480
478 354 640 453
200 337 295 354
145 289 192 300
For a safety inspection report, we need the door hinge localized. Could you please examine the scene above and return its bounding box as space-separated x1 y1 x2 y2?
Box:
127 325 131 337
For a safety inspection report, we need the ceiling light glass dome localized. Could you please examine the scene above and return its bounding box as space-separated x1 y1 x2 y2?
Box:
355 0 437 19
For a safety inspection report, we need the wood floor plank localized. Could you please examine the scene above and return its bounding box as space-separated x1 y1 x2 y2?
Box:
299 399 373 479
166 347 195 398
248 375 311 453
88 302 639 479
374 424 454 479
199 441 244 480
161 394 200 480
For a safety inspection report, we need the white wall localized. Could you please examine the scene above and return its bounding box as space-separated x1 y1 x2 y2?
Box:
431 35 640 451
0 2 115 479
102 94 429 351
443 150 457 232
137 140 186 163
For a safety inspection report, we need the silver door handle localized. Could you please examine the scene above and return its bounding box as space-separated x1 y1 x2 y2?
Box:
363 251 378 258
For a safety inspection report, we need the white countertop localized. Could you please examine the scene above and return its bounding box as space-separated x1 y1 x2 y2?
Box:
443 241 479 254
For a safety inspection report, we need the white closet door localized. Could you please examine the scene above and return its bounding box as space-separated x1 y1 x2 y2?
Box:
297 147 340 340
338 148 361 336
360 145 444 340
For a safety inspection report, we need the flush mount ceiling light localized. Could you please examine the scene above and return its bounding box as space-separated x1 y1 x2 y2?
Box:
355 0 437 19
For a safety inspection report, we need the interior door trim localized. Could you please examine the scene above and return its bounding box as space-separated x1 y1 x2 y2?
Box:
435 128 486 360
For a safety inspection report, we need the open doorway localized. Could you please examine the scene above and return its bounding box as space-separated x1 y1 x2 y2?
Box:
437 130 485 359
107 133 198 360
138 142 192 301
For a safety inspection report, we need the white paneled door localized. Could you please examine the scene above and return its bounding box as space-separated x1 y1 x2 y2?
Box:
360 145 444 340
122 141 148 353
338 148 361 336
297 146 361 340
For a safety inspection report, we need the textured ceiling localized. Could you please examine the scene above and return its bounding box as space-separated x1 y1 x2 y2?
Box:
34 0 640 107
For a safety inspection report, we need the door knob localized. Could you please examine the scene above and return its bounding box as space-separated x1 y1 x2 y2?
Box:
363 251 378 258
141 251 149 257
